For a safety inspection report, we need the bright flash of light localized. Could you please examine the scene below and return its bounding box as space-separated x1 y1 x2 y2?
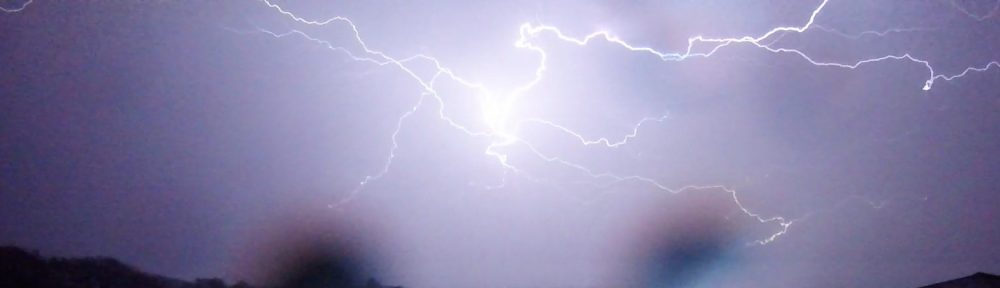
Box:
254 0 997 245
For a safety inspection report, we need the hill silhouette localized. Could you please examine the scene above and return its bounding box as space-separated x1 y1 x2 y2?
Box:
2 245 997 287
0 246 399 288
918 272 1000 288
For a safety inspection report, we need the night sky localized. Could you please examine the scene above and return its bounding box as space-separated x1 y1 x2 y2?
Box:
2 1 999 287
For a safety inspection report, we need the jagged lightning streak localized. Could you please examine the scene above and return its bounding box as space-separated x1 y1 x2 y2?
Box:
948 0 1000 21
519 115 670 148
516 0 999 91
0 0 32 13
255 0 998 245
515 139 794 245
503 0 995 243
810 25 934 40
255 1 531 205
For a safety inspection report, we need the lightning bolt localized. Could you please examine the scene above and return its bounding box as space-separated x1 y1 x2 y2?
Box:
948 0 1000 21
810 25 934 40
515 0 998 91
0 0 32 13
253 0 998 245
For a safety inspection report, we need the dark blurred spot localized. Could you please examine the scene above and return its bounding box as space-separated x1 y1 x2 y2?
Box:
271 242 367 288
642 229 731 287
623 193 742 287
241 216 395 288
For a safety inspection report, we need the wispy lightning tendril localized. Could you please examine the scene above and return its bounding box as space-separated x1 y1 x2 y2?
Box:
0 0 33 13
948 0 1000 21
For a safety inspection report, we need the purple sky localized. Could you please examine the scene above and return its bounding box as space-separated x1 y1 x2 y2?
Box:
2 1 999 287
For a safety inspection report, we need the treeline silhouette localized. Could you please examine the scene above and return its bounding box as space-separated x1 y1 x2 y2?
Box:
0 246 399 288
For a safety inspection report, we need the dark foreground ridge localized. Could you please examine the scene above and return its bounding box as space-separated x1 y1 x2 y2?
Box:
2 245 998 287
918 272 1000 288
0 246 401 288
